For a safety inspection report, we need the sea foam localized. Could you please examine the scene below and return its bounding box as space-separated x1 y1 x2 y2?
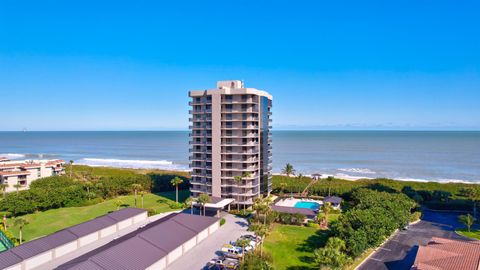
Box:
0 153 26 159
77 158 189 171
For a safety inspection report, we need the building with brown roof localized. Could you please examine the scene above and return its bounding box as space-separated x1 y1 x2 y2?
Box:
411 237 480 270
0 159 65 192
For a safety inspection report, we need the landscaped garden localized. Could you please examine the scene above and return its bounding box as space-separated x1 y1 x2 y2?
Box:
0 165 191 244
7 190 189 242
456 229 480 240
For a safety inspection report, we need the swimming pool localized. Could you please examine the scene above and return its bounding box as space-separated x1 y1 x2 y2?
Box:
294 201 320 210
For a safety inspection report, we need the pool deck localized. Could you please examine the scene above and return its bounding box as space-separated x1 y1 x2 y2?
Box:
275 197 323 208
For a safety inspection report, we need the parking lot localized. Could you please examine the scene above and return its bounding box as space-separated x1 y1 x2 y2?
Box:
357 210 470 270
166 213 251 270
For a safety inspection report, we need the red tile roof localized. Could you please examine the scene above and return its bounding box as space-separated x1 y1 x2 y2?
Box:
0 171 31 176
411 237 480 270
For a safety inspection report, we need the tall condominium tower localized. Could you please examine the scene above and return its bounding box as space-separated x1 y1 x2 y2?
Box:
189 80 272 207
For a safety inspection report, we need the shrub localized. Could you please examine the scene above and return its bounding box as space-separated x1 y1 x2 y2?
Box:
147 208 157 216
307 220 320 228
275 212 306 225
330 189 415 257
410 211 422 222
220 218 226 226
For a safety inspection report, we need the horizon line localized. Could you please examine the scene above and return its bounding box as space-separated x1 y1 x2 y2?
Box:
1 129 480 132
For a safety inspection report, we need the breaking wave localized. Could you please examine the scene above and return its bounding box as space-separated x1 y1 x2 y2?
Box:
338 168 377 175
77 158 189 171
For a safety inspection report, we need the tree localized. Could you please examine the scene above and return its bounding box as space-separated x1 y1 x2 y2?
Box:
14 218 29 244
321 202 333 228
84 181 94 200
114 199 124 210
0 183 8 199
279 182 287 197
314 237 350 270
234 176 243 210
236 238 251 262
138 190 147 208
197 193 210 216
281 163 295 177
460 187 480 219
13 184 21 194
170 177 184 203
459 214 476 232
131 183 143 207
249 222 269 256
326 176 334 196
69 160 74 178
185 197 195 214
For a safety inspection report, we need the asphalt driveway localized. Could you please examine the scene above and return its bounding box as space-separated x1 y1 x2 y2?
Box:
166 213 251 270
357 210 471 270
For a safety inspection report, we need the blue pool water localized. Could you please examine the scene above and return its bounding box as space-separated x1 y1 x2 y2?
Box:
294 201 320 210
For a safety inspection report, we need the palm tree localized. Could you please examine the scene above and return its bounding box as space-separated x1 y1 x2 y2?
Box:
69 160 74 178
460 187 480 219
185 197 195 214
459 214 476 232
131 183 143 207
114 199 124 210
14 218 29 244
281 163 295 177
321 202 333 228
139 191 147 208
197 193 210 216
84 181 93 200
314 237 350 270
253 196 272 225
236 238 250 262
0 183 8 199
13 184 21 194
241 172 252 211
326 176 334 196
234 175 243 210
170 177 184 203
249 222 269 256
279 182 287 197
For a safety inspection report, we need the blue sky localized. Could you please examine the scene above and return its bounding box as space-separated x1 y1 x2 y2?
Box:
0 0 479 131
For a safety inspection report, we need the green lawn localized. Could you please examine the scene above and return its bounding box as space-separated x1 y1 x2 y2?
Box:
7 190 189 242
264 224 329 270
456 229 480 240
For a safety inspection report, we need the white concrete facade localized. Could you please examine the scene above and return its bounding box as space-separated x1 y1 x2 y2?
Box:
189 80 273 207
0 159 65 193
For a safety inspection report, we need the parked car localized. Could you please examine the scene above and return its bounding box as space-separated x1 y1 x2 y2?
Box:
221 244 244 259
207 256 239 269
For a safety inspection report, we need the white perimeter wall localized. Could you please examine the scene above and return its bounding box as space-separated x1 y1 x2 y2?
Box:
146 257 166 270
133 212 148 224
167 246 183 264
79 232 99 247
54 241 78 258
183 237 197 253
5 264 22 270
100 225 117 238
197 228 209 242
117 218 133 230
209 222 219 234
24 251 53 269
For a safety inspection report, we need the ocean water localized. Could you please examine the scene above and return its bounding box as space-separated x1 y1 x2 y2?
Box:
0 131 479 183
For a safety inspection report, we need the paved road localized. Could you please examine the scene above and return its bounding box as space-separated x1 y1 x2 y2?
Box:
357 210 470 270
167 213 251 270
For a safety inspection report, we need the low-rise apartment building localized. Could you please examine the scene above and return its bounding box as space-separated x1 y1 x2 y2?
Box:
0 157 65 192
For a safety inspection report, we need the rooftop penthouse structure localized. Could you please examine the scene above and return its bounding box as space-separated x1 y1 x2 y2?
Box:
0 158 65 192
189 80 272 207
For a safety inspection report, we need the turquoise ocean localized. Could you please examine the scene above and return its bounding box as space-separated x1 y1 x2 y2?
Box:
0 131 478 183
